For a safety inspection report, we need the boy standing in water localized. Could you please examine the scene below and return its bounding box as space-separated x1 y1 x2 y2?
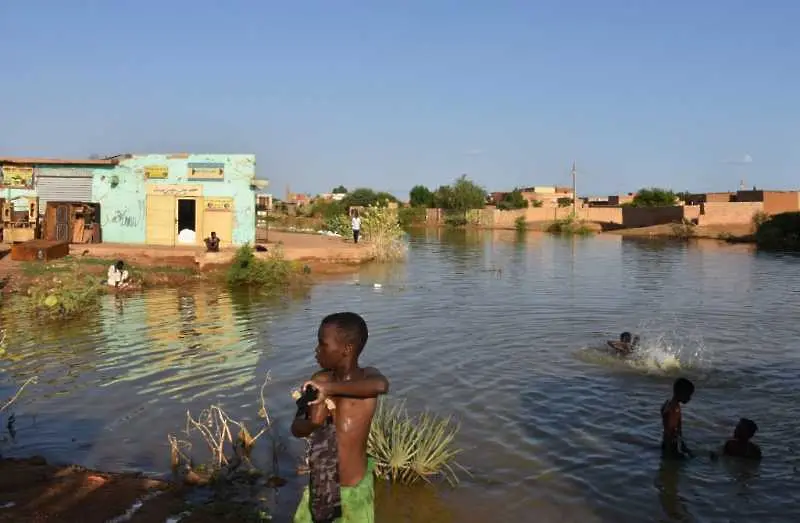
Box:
722 418 762 459
661 377 695 459
292 312 389 522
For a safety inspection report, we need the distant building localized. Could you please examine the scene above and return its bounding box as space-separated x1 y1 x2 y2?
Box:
1 153 259 247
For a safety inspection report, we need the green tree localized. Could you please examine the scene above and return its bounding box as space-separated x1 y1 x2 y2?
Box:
409 185 435 208
342 188 397 209
497 189 529 210
631 188 678 207
374 191 398 205
332 185 348 194
557 197 573 208
433 185 455 209
437 175 486 211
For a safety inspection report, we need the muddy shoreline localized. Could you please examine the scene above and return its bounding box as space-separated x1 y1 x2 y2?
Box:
0 230 375 296
0 456 280 522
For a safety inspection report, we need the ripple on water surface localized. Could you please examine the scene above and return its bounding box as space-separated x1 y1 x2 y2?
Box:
2 232 800 521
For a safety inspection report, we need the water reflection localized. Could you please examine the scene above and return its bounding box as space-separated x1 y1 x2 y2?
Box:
2 232 800 521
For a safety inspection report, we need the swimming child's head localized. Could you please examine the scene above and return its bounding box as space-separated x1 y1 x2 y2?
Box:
673 377 695 403
316 312 369 370
620 332 632 343
734 418 758 441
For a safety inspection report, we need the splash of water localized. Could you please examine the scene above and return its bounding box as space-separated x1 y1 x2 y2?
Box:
625 320 712 374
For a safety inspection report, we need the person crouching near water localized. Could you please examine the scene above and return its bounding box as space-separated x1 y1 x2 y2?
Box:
661 377 695 459
722 418 762 460
107 260 130 289
607 331 640 355
291 312 389 523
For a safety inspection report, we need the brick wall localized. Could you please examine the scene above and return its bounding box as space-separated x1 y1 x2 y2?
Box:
763 192 800 214
698 202 763 225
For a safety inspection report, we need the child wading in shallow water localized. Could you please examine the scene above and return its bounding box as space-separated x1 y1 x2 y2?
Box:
722 418 762 460
661 378 695 459
291 312 389 523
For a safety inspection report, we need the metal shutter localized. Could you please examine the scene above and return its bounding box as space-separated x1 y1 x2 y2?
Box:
36 177 93 214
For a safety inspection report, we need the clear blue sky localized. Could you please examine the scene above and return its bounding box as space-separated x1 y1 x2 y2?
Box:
2 1 798 198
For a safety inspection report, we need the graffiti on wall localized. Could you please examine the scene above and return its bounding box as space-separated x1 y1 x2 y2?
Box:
110 208 139 228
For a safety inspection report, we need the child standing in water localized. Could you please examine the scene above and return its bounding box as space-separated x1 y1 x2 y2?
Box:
661 378 695 459
292 312 389 523
722 418 762 460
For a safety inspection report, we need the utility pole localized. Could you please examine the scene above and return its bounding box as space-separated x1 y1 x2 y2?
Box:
571 161 578 216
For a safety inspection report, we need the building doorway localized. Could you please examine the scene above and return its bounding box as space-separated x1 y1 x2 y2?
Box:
177 199 197 244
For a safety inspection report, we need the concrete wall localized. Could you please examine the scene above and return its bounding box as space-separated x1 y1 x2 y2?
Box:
698 201 763 225
92 154 256 245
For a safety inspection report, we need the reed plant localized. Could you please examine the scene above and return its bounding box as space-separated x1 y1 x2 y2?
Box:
361 205 407 262
367 398 464 485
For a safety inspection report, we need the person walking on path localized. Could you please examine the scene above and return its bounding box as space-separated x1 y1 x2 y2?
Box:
351 211 361 244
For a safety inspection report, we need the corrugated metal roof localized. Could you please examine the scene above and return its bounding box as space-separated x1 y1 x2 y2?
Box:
0 156 121 166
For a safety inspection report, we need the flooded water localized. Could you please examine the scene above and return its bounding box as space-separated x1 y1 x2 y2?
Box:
2 229 800 522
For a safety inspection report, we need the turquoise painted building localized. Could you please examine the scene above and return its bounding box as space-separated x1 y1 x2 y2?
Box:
1 154 260 247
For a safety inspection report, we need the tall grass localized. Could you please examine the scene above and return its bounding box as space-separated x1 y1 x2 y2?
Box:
227 244 296 288
547 215 594 236
361 206 407 262
368 398 464 485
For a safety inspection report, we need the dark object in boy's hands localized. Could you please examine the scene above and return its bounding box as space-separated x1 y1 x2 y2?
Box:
295 385 319 419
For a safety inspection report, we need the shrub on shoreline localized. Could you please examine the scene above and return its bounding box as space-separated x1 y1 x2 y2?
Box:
10 259 106 320
514 216 527 233
670 218 696 239
398 207 427 228
755 212 800 251
547 215 594 236
226 244 297 288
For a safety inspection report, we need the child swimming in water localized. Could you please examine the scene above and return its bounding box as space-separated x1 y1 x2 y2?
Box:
607 331 640 355
722 418 762 460
661 377 695 459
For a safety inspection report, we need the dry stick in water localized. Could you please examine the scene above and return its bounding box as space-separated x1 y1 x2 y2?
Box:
1 376 38 414
171 372 274 471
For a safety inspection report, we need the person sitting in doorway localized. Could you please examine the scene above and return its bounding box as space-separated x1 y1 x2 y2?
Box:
107 260 130 289
204 231 221 252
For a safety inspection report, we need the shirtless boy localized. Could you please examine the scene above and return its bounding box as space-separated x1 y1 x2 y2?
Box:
722 418 762 460
292 312 389 522
661 377 695 459
607 331 639 355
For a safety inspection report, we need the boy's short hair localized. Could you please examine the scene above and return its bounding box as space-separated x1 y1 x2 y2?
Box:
674 377 695 396
739 418 758 436
321 312 368 355
620 332 632 343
